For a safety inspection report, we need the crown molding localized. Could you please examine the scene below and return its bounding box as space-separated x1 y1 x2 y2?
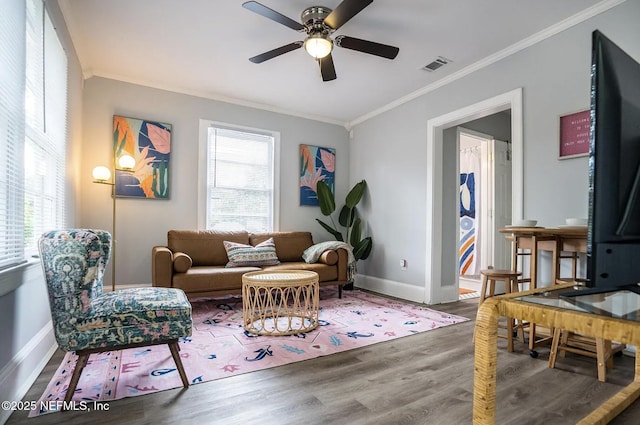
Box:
346 0 627 129
87 70 346 128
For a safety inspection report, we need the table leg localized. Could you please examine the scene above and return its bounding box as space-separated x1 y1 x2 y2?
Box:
530 235 538 289
473 298 500 424
551 238 560 286
529 235 538 350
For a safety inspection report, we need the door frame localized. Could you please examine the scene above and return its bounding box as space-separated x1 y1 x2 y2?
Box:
424 88 523 304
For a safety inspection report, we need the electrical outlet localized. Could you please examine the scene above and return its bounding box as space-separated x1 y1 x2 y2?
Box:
400 259 407 270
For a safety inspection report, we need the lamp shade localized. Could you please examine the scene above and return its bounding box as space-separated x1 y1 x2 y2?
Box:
92 166 111 182
117 154 135 170
304 34 333 59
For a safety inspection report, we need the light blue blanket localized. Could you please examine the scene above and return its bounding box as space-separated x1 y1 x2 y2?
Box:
302 241 357 282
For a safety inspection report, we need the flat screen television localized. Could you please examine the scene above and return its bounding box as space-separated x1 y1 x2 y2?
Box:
564 30 640 297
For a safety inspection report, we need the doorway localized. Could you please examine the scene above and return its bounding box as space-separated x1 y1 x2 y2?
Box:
458 128 512 293
424 88 523 304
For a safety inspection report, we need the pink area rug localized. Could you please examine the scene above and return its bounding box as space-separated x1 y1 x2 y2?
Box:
31 289 468 417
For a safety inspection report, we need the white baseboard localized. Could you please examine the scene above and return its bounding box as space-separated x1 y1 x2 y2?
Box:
354 274 461 305
0 322 57 425
354 274 426 303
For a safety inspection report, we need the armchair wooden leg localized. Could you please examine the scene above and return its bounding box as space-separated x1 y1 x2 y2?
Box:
168 342 189 388
65 352 90 403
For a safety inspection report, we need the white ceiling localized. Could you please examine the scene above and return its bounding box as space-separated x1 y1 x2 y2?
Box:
58 0 614 126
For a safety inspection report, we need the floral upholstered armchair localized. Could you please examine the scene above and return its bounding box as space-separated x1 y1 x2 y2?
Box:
38 229 193 402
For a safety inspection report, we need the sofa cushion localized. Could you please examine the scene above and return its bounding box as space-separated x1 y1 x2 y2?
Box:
168 230 249 266
250 232 313 262
173 252 193 273
223 238 280 267
173 265 259 293
261 262 338 282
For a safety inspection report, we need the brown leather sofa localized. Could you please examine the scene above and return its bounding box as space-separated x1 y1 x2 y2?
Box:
152 230 349 299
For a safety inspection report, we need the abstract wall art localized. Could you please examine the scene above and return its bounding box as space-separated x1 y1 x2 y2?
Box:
299 144 335 206
113 115 171 199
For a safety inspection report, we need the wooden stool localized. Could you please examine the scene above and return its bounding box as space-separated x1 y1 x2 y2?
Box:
545 278 621 380
510 234 558 355
478 268 523 352
548 329 625 382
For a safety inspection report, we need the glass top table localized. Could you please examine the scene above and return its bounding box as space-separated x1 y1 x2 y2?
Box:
515 286 640 321
473 283 640 424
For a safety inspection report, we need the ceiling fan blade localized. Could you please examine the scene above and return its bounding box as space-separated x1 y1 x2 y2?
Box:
242 1 305 31
324 0 373 30
319 54 337 81
335 35 399 59
249 42 303 63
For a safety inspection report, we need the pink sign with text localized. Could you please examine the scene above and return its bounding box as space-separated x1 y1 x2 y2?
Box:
560 110 590 158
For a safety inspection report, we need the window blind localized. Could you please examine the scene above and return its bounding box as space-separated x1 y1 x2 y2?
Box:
23 5 67 252
0 0 26 270
0 0 67 270
206 127 275 232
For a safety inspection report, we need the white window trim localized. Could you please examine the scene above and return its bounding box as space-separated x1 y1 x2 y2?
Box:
197 119 280 231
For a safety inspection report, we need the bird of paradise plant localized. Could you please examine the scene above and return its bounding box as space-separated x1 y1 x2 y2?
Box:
316 179 372 261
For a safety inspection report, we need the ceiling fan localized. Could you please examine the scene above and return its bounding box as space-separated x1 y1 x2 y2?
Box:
242 0 399 81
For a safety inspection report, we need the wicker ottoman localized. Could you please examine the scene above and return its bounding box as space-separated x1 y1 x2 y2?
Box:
242 270 319 336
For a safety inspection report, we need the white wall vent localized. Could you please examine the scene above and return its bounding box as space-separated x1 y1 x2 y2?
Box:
422 56 452 72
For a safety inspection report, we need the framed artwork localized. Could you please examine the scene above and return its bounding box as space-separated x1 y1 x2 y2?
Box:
299 144 335 206
559 109 590 159
113 115 171 198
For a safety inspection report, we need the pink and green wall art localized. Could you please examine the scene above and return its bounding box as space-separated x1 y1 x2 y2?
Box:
299 144 335 206
113 115 171 199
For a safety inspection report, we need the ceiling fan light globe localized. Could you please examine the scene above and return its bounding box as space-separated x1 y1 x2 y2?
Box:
304 36 333 59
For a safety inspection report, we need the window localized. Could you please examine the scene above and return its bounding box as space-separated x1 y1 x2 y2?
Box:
0 0 67 271
24 0 67 255
199 122 279 232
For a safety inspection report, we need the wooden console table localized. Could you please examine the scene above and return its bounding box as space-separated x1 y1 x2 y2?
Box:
499 227 589 352
473 283 640 424
499 226 588 288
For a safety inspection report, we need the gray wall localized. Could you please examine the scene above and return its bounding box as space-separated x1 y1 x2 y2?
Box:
80 78 350 285
349 1 640 301
463 112 512 143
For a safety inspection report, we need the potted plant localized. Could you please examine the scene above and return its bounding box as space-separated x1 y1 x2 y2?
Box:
315 179 372 261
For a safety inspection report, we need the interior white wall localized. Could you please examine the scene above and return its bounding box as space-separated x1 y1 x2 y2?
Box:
80 77 350 285
350 1 640 302
441 126 460 291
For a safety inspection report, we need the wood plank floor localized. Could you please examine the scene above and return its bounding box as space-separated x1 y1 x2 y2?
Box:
6 294 640 425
